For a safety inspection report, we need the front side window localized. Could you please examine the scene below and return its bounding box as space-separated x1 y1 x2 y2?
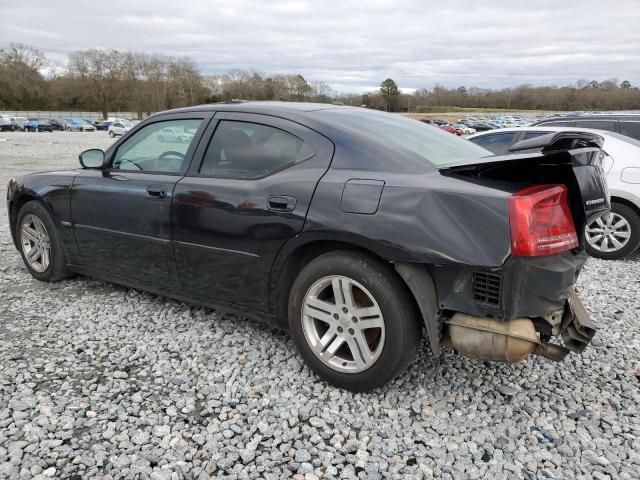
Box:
199 120 312 179
468 133 517 155
112 119 202 173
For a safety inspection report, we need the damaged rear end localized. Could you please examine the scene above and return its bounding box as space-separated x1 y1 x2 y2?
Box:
436 132 609 363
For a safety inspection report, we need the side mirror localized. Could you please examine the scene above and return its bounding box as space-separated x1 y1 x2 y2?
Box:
79 149 105 169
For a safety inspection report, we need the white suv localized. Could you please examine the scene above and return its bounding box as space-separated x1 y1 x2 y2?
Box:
108 121 133 137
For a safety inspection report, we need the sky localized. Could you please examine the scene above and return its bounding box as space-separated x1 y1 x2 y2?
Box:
1 0 639 94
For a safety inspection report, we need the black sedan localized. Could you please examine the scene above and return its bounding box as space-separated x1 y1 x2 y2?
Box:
6 102 609 391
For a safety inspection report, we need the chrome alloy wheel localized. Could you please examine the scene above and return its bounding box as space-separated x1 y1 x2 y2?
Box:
301 275 385 374
20 214 51 273
585 212 632 253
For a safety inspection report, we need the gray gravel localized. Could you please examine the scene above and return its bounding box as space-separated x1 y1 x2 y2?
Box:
1 131 639 479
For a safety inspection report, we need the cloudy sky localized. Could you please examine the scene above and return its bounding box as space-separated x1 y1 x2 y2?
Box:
1 0 639 93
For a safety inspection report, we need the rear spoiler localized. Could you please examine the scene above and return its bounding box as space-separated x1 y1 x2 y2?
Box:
508 131 604 153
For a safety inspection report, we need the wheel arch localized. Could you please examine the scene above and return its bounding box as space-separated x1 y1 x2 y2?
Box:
8 191 42 249
269 234 438 350
610 194 640 217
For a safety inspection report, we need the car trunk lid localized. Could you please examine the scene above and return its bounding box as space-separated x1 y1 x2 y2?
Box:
439 131 610 245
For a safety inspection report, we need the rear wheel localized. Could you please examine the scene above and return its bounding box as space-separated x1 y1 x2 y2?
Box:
16 201 71 282
109 131 115 138
585 203 640 259
288 251 421 391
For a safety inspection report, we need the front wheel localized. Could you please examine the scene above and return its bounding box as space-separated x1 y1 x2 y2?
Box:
585 203 640 259
16 201 71 282
288 251 422 391
109 131 115 138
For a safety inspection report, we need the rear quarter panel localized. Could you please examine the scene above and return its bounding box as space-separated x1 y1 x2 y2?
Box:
304 169 512 267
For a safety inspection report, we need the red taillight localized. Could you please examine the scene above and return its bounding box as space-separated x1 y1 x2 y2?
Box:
508 184 579 256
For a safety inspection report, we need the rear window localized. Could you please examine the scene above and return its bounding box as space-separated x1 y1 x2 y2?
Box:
468 133 517 155
619 122 640 141
523 131 551 140
314 109 489 166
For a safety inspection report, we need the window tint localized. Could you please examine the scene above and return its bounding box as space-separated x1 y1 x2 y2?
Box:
539 121 573 127
523 131 551 140
112 119 202 173
619 122 640 140
573 120 616 131
468 133 517 155
199 120 311 179
315 108 488 166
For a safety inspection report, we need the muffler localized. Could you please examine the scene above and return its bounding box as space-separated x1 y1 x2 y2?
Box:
444 313 568 362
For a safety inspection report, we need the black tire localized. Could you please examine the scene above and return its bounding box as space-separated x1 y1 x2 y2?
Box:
16 201 71 282
288 251 422 392
585 203 640 260
109 131 115 138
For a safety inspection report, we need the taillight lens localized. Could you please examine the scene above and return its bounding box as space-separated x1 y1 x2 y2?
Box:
508 184 579 256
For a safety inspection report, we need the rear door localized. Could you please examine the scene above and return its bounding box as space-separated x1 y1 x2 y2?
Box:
71 114 209 288
172 112 334 311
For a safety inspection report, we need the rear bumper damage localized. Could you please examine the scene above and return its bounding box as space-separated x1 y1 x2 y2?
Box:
396 250 597 363
443 287 596 363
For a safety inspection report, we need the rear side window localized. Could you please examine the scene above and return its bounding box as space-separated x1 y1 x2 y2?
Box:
199 120 313 179
468 133 517 155
574 120 616 131
538 121 574 127
523 131 551 140
619 122 640 140
315 108 488 166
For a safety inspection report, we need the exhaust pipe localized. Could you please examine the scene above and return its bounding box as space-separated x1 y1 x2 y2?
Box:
444 313 568 362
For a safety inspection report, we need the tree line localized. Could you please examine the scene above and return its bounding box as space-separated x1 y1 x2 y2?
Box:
1 43 640 117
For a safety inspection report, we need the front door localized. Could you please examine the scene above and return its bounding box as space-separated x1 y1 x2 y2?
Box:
172 112 334 311
71 115 209 288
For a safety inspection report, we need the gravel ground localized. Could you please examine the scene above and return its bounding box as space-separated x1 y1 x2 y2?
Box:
1 131 639 479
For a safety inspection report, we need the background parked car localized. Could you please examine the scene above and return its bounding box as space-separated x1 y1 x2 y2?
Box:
24 118 40 132
0 115 16 131
65 118 96 132
439 124 463 135
452 123 476 135
95 121 113 131
467 126 640 259
36 119 53 132
49 119 65 131
157 126 192 143
108 121 133 137
10 116 28 131
467 122 496 132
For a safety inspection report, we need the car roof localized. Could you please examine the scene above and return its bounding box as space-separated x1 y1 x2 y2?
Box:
533 114 640 123
166 101 344 115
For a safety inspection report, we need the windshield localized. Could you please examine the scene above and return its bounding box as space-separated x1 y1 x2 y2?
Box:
315 108 490 166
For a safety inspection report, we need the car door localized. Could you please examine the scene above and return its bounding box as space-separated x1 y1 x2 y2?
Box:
172 112 334 311
71 114 210 288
